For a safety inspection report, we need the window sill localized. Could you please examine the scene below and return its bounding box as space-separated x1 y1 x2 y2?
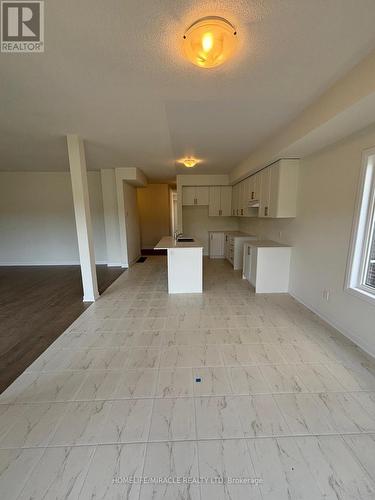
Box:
345 286 375 307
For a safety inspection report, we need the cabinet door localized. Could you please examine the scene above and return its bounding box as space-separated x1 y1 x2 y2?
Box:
209 233 224 257
209 186 221 216
259 168 271 218
196 186 209 205
220 186 232 216
253 173 260 201
182 186 196 206
232 184 238 216
249 174 260 201
239 181 245 216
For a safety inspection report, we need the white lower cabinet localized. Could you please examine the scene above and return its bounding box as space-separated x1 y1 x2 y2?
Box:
209 232 225 258
225 233 257 270
243 241 292 293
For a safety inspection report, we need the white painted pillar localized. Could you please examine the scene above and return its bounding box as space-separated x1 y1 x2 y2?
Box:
67 134 99 302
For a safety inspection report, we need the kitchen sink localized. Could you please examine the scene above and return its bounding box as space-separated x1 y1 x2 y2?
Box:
177 237 194 242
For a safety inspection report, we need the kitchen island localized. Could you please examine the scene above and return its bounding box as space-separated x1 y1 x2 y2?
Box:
155 236 203 294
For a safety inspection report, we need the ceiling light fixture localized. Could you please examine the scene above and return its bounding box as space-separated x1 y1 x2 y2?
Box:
180 158 199 168
183 16 237 69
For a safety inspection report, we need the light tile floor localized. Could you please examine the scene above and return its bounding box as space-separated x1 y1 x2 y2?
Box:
1 256 375 498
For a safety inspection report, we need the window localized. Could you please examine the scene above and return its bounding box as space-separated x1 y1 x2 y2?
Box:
346 147 375 304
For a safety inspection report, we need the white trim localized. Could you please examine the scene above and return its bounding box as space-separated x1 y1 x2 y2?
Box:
289 292 375 360
0 261 109 266
345 146 375 304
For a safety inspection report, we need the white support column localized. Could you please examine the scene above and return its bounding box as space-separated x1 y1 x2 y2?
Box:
67 134 99 302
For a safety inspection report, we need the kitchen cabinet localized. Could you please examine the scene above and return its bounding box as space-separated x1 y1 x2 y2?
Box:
208 186 232 216
209 232 225 258
259 159 299 218
249 172 260 202
231 184 239 216
242 240 292 293
259 167 271 218
225 232 257 270
182 186 209 206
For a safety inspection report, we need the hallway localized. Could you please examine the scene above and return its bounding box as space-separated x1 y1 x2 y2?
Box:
1 257 375 499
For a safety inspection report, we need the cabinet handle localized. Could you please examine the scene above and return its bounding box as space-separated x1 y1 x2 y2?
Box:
194 198 197 205
219 209 222 216
236 209 239 215
251 191 254 200
248 247 250 255
265 206 268 217
241 209 243 215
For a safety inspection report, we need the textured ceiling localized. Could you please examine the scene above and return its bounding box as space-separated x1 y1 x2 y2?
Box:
1 0 375 179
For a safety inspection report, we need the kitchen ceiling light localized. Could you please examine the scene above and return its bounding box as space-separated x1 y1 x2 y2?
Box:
180 158 199 168
183 16 237 69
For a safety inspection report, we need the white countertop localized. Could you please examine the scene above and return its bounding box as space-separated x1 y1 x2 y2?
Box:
155 236 203 249
247 240 291 248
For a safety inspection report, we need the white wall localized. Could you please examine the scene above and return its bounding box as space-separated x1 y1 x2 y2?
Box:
239 124 375 356
0 171 107 265
123 182 141 265
183 206 239 255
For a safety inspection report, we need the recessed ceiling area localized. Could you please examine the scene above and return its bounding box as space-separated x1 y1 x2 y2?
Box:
1 0 375 179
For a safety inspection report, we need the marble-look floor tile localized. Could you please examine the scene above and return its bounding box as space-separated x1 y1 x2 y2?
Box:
115 369 158 398
248 437 323 499
132 331 163 347
342 434 375 480
260 363 307 393
293 363 345 392
274 394 337 435
195 397 244 439
0 448 44 500
351 391 375 419
78 444 145 500
17 446 95 500
228 366 270 395
100 399 152 443
192 367 232 396
125 348 160 369
236 395 290 437
316 392 375 433
198 439 262 500
11 371 84 403
0 405 25 441
140 442 200 500
49 401 112 445
156 368 194 397
0 402 67 448
160 346 222 368
295 435 375 498
149 398 196 441
326 362 375 391
74 370 121 401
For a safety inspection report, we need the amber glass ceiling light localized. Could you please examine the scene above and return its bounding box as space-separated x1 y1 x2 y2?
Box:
180 158 199 168
183 16 237 68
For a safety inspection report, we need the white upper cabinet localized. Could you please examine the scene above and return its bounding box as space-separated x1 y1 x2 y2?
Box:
209 186 232 216
232 183 239 216
249 172 260 202
259 159 299 218
182 186 209 206
259 167 271 218
220 186 232 216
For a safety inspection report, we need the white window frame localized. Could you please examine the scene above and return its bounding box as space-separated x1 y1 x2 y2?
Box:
345 147 375 305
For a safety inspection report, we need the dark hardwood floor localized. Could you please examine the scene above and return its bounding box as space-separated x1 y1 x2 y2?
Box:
0 265 124 393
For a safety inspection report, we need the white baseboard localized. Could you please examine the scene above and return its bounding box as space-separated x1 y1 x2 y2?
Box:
106 262 122 267
289 291 375 359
